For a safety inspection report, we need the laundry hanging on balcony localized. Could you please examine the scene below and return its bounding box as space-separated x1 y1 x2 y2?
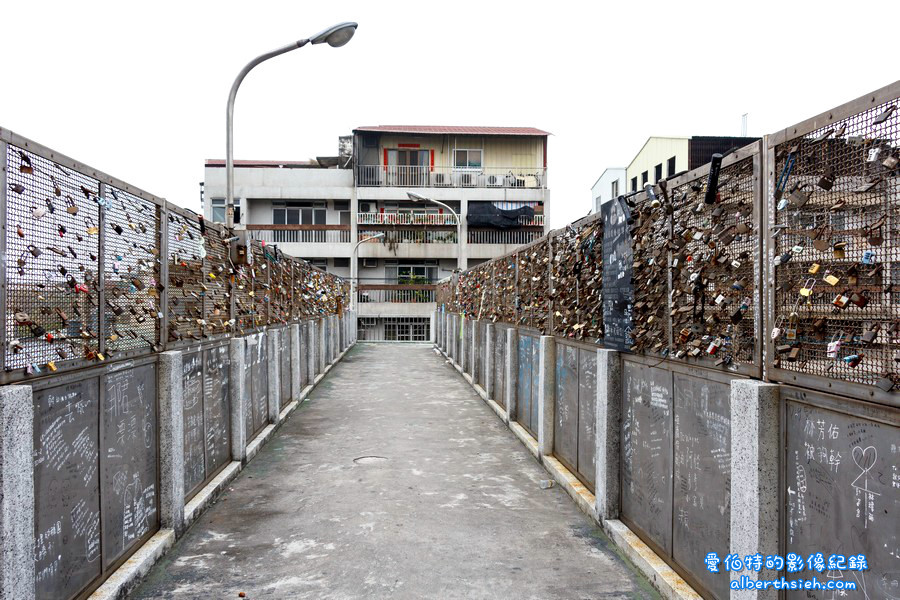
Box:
466 203 535 229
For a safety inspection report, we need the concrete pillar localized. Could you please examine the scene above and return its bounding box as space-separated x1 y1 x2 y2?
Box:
267 330 280 422
332 315 339 359
484 323 494 398
318 317 327 374
595 349 621 520
430 311 437 345
468 320 478 377
290 323 301 399
158 350 185 536
459 316 468 370
730 381 781 600
459 198 468 270
0 385 34 600
536 335 556 457
229 337 247 462
504 327 518 420
307 320 318 379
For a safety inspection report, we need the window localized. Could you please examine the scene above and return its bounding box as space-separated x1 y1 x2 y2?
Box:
333 200 350 211
611 180 619 198
453 149 482 169
667 156 676 177
641 171 648 186
273 203 325 225
654 163 662 183
333 257 350 268
631 177 637 192
211 198 225 223
210 198 240 224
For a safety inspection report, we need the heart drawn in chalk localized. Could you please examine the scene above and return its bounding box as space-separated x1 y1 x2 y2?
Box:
852 445 876 472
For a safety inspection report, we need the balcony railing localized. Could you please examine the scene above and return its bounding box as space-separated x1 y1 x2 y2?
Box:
357 212 458 226
356 165 547 189
467 229 545 245
358 229 457 244
357 283 436 304
246 225 351 244
357 212 544 227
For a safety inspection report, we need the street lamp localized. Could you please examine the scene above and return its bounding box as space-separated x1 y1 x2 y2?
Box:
406 192 462 270
350 232 385 311
225 22 358 228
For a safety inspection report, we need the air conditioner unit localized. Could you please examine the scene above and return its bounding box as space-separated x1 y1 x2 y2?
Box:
454 172 476 187
432 173 450 186
360 202 374 213
486 174 504 187
362 258 378 268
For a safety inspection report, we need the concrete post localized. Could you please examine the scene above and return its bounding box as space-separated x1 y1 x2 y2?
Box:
318 317 327 374
267 330 280 422
459 316 468 370
595 349 621 520
504 327 518 420
290 323 301 399
158 350 185 536
730 381 780 600
229 337 247 462
536 335 556 457
0 385 34 600
468 320 478 377
307 320 318 379
332 315 339 359
484 323 494 398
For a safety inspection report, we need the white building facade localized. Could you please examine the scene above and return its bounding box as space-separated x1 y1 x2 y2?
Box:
203 125 550 341
591 167 626 211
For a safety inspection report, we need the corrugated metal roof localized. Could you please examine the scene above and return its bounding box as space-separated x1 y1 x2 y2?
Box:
353 125 550 136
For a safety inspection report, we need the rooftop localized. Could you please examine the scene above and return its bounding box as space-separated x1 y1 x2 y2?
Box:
353 125 550 136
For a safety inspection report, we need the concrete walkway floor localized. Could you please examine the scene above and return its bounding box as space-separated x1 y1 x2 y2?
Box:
132 343 658 600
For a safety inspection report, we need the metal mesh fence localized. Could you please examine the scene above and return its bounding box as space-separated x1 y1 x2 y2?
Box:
0 132 349 383
104 186 160 354
669 153 759 369
550 216 603 342
771 97 900 390
5 146 102 374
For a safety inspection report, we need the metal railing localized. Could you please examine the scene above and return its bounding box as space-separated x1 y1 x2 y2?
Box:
246 226 351 244
356 165 547 189
357 285 436 304
467 229 545 244
358 229 458 244
357 212 457 226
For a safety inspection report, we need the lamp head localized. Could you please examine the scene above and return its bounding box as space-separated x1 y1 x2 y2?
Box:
407 192 427 203
310 22 358 47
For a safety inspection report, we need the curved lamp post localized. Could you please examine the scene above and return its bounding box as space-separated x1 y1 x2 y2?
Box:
350 232 385 311
406 192 462 270
225 22 358 227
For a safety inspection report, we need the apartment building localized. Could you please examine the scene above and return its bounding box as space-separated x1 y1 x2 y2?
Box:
624 135 759 193
203 125 550 341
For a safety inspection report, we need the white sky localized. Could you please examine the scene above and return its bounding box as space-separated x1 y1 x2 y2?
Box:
1 0 896 228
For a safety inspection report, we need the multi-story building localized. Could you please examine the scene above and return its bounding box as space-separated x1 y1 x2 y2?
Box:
624 135 759 193
591 167 626 211
203 125 550 341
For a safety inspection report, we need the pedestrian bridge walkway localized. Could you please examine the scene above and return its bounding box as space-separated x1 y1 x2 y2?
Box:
131 344 656 599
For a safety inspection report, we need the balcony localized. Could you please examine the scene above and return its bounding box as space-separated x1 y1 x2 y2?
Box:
357 282 436 304
246 224 351 244
358 229 457 244
467 229 545 245
356 165 547 189
357 212 458 226
358 212 544 227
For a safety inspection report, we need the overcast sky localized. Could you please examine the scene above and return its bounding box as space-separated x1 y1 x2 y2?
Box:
1 1 896 228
